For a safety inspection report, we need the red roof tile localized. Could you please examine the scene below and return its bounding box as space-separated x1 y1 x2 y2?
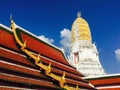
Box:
0 23 94 89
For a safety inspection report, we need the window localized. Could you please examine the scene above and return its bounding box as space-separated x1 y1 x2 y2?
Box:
74 52 79 64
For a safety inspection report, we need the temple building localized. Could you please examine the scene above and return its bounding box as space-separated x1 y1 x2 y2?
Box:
69 12 105 77
0 17 94 90
0 14 120 90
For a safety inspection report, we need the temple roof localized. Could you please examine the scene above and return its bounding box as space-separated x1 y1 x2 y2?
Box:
0 17 119 90
0 22 94 89
85 74 120 90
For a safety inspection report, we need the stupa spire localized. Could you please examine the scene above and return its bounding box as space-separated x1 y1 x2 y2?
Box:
77 12 81 18
69 13 105 77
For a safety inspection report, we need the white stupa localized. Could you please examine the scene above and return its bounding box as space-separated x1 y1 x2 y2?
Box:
69 12 105 77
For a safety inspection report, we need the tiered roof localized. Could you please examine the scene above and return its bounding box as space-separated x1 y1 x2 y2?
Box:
0 17 119 90
85 74 120 90
0 19 94 90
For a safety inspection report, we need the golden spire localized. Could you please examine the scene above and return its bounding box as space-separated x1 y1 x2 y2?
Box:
77 12 81 18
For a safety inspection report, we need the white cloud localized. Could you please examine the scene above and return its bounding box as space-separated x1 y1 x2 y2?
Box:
60 28 71 53
38 35 54 44
115 49 120 61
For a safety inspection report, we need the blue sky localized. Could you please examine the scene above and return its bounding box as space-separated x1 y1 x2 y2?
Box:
0 0 120 74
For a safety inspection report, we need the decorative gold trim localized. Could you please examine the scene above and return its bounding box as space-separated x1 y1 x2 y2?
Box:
76 84 79 90
64 84 79 90
10 18 79 90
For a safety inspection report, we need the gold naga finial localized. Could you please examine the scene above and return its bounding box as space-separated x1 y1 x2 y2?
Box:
10 14 13 24
62 71 65 80
77 12 81 18
10 14 12 21
10 14 15 30
59 71 66 87
37 53 41 62
76 84 79 90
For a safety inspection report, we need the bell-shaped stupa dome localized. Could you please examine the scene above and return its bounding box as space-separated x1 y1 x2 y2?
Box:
71 12 92 43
